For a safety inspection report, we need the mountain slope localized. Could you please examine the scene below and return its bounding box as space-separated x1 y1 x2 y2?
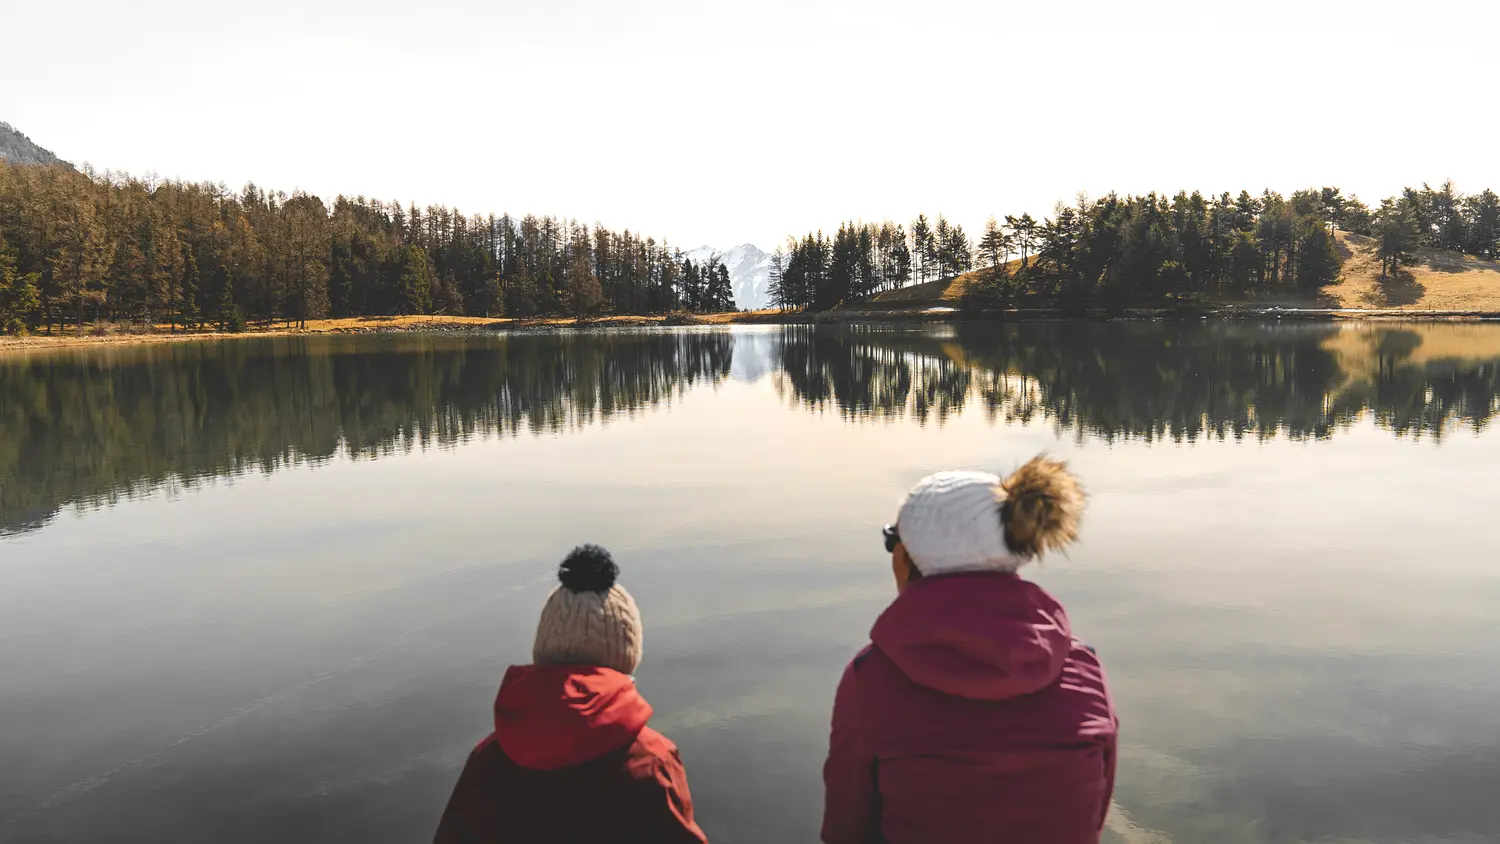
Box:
0 122 69 167
685 243 772 310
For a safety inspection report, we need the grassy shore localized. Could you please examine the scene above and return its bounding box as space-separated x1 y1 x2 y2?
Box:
0 311 795 351
5 235 1498 352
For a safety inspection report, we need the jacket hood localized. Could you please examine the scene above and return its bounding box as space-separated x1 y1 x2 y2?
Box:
492 664 652 770
871 572 1072 701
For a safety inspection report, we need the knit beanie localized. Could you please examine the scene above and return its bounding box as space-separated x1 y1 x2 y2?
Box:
532 545 643 676
896 457 1086 576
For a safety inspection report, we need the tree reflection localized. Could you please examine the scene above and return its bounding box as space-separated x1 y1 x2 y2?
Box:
771 322 1500 444
3 322 1497 536
0 331 733 535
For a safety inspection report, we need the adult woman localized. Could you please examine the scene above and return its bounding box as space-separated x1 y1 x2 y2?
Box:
822 458 1117 844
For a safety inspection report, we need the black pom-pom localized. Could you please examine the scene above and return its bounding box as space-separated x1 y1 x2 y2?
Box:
557 544 619 593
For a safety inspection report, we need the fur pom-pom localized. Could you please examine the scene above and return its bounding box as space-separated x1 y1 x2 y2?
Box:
998 456 1085 558
558 544 619 593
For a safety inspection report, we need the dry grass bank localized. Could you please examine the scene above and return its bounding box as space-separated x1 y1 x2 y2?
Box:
1319 232 1500 310
0 311 798 352
868 256 1030 306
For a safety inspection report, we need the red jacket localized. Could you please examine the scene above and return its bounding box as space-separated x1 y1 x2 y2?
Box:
822 572 1118 844
435 664 708 844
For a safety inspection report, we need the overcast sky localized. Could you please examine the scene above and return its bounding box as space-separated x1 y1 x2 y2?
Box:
4 0 1495 249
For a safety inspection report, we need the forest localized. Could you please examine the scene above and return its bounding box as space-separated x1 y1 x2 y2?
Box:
0 162 735 334
2 158 1499 335
768 183 1500 310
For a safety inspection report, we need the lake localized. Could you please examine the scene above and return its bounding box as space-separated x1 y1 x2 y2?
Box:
3 322 1499 844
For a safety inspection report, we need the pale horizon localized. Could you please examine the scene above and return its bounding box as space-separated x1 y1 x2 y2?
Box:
5 0 1497 251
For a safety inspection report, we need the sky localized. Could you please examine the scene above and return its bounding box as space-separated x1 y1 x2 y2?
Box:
3 0 1496 250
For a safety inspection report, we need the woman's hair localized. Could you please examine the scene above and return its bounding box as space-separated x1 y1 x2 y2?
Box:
997 456 1086 559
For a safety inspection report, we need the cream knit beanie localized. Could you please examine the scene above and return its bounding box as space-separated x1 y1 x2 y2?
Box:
532 545 643 676
897 457 1086 576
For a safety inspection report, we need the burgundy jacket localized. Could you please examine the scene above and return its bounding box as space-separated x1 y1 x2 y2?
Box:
822 572 1118 844
435 664 707 844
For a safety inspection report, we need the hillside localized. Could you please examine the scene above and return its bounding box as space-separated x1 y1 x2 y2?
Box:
0 122 69 167
868 255 1028 307
871 234 1500 312
1318 231 1500 310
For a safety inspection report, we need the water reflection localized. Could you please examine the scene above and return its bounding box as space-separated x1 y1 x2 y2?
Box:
0 331 733 536
3 322 1498 537
771 322 1500 441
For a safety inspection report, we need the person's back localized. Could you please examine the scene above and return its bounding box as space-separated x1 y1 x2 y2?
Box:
823 459 1117 844
435 546 707 844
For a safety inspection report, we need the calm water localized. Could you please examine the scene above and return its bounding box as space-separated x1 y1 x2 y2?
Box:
3 323 1500 844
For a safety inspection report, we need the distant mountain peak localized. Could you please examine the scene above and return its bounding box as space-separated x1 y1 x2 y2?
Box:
0 121 70 168
684 243 773 311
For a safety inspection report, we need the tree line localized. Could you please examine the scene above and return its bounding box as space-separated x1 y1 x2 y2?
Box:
766 215 975 310
768 183 1500 311
0 162 735 335
1372 181 1500 278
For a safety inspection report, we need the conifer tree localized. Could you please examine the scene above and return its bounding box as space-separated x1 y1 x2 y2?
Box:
1464 189 1500 259
767 248 786 311
566 251 603 318
217 267 242 331
0 232 40 334
397 245 433 314
910 215 933 283
178 245 200 331
1295 219 1341 290
978 217 1006 269
1375 199 1421 279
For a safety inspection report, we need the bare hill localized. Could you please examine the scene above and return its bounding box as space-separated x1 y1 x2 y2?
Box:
1319 231 1500 310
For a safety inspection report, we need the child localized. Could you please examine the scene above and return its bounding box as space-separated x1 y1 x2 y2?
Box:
822 458 1118 844
435 545 708 844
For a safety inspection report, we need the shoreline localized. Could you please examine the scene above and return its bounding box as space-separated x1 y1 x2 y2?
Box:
3 306 1497 352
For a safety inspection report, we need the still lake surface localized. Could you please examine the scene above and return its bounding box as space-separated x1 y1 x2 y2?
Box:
3 322 1500 844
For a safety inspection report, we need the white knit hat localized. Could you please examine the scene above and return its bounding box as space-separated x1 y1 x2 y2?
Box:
533 545 643 676
897 458 1086 576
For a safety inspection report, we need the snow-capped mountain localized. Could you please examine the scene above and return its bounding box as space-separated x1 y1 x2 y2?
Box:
684 243 772 311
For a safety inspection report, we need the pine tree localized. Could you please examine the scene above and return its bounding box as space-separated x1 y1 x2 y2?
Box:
910 215 933 283
506 264 539 316
1464 189 1500 259
566 251 603 318
1375 199 1421 279
767 248 786 311
889 226 911 289
1295 219 1340 290
978 217 1006 269
217 266 243 332
0 232 41 334
705 261 734 312
179 245 200 331
397 245 433 314
1005 213 1039 268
